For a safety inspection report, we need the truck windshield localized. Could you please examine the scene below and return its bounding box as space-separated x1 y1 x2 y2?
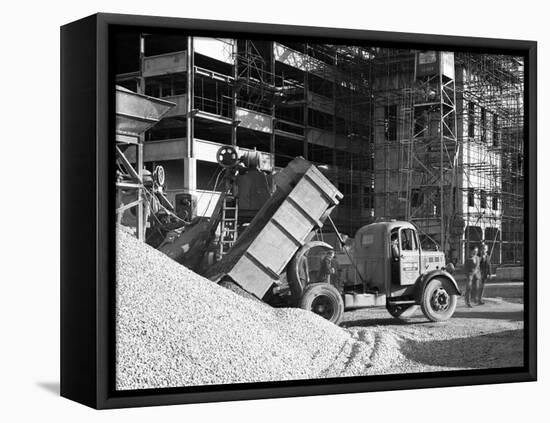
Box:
419 234 439 251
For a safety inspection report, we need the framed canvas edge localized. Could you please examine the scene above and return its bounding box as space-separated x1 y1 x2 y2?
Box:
98 371 535 409
95 12 536 50
525 42 537 382
60 13 100 409
61 12 537 410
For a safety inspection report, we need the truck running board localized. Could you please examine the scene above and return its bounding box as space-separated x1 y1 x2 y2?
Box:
387 299 417 305
344 293 386 309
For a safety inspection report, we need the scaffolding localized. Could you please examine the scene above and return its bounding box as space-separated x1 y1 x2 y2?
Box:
372 50 416 222
456 53 524 264
206 39 376 236
372 49 524 264
114 33 525 265
301 43 375 235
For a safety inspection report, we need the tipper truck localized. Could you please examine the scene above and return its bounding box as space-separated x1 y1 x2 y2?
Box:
202 155 460 325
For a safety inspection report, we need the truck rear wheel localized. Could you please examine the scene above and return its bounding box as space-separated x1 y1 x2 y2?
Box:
387 304 419 320
421 278 458 322
300 283 344 325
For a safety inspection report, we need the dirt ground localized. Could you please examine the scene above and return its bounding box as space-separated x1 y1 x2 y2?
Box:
341 297 524 373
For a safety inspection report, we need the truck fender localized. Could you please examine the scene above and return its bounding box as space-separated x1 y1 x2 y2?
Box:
415 269 461 303
287 241 333 300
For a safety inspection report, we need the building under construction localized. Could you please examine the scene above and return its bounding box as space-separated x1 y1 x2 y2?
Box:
114 33 524 265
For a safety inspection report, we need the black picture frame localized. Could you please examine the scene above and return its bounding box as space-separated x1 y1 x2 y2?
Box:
60 13 537 409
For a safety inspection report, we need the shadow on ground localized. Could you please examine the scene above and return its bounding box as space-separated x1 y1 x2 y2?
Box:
341 317 432 328
36 381 59 396
342 303 523 327
452 309 523 322
400 329 523 369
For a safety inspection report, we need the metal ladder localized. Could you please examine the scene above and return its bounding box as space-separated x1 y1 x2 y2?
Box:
219 195 239 257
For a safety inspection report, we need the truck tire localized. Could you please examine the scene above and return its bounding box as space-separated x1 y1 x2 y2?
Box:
420 278 458 322
300 283 344 325
386 304 419 320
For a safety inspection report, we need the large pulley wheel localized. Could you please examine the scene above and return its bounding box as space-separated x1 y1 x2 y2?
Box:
386 304 419 320
300 283 344 325
420 278 458 322
153 165 165 186
216 145 239 168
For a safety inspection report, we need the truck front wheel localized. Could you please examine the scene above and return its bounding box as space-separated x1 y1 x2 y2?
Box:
421 278 458 322
300 283 344 325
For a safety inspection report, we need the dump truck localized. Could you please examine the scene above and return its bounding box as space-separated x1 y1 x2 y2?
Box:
289 220 461 324
203 155 460 325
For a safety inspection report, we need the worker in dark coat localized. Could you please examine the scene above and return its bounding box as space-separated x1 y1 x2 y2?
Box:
318 250 336 286
477 243 492 305
464 246 481 308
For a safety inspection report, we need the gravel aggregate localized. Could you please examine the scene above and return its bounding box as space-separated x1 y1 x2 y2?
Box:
343 300 524 373
116 228 375 390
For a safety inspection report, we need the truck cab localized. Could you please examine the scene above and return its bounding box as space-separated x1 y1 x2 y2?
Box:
353 221 445 291
343 220 460 322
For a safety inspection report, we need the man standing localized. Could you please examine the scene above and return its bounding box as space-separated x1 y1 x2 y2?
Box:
477 242 492 305
318 250 336 285
464 246 481 308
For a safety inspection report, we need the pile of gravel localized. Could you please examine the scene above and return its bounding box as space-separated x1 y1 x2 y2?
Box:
116 227 524 389
116 228 379 390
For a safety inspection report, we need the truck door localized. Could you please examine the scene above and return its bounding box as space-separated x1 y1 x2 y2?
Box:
398 227 421 285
